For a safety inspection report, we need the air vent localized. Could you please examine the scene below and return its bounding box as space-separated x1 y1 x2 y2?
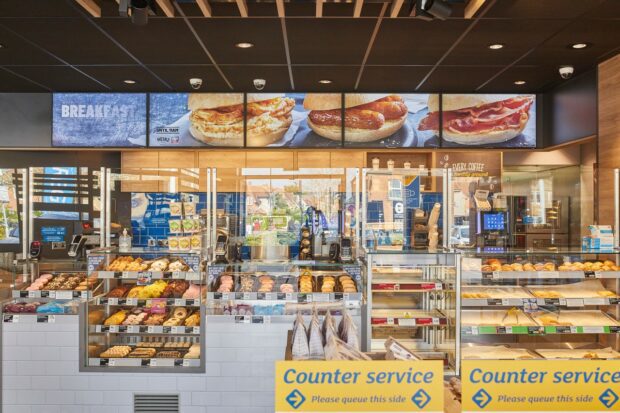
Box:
134 394 179 412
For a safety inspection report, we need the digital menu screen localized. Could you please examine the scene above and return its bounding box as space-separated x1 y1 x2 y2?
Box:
245 93 342 147
439 94 537 148
149 93 244 147
52 93 146 147
343 94 439 148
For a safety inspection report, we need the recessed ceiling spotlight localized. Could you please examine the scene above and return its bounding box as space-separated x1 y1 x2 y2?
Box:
123 79 137 84
319 79 332 84
570 42 589 49
488 43 505 50
235 42 254 49
514 80 526 85
0 43 4 49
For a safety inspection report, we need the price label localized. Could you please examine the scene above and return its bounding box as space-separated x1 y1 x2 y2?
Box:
150 359 157 367
594 271 603 278
435 283 443 290
126 298 137 306
285 293 293 301
109 325 118 333
28 291 36 298
565 298 584 307
505 326 513 334
243 292 251 300
432 317 440 325
343 293 350 301
221 293 230 300
182 359 190 367
492 271 501 279
264 293 276 301
398 318 416 326
313 293 330 302
109 359 116 367
501 298 510 306
48 291 56 299
121 271 132 279
147 326 155 334
171 326 182 334
570 326 579 334
108 298 118 306
172 271 182 279
127 325 140 333
387 316 395 325
81 291 89 299
559 298 567 306
193 326 200 334
546 271 560 279
55 291 73 300
174 299 184 306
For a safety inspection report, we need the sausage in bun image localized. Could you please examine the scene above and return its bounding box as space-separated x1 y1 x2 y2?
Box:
419 94 535 145
303 93 408 142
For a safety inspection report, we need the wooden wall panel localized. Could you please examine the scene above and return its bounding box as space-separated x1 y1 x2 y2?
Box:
598 54 620 225
297 151 331 168
120 151 159 192
246 151 295 168
331 151 365 168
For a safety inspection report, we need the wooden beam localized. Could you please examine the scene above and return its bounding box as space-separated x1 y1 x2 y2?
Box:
195 0 212 17
464 0 486 18
75 0 101 17
236 0 248 17
353 0 364 17
155 0 175 17
316 0 324 17
276 0 285 17
389 0 404 18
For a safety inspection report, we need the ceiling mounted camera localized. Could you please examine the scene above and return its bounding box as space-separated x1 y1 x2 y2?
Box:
253 78 266 91
558 65 574 80
414 0 452 21
119 0 156 25
189 78 203 90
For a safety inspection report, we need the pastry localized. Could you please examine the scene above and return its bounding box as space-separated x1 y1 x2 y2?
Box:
161 280 190 298
182 284 202 299
122 309 149 325
128 348 157 358
137 341 164 348
163 307 188 326
100 346 131 358
239 275 254 293
184 312 200 327
280 284 294 293
184 343 201 359
155 350 181 358
217 275 234 293
148 259 170 272
104 310 127 325
126 286 145 298
107 286 130 298
258 275 274 292
144 313 167 326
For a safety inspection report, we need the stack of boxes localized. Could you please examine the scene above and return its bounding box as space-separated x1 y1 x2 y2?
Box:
583 225 616 250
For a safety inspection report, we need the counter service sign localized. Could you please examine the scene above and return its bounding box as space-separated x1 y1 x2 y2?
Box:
275 361 443 412
52 93 146 147
463 360 620 412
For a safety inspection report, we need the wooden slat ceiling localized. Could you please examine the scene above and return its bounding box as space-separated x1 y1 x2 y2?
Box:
0 0 618 92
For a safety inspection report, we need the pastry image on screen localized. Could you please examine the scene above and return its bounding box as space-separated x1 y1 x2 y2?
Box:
149 93 244 147
246 93 342 147
343 94 439 148
425 94 536 148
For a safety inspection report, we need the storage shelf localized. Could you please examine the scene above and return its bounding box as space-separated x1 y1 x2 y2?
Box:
91 325 200 335
463 270 620 280
371 282 450 292
371 317 448 327
12 290 93 299
207 291 362 303
462 325 620 335
95 297 201 307
462 297 620 307
88 357 200 368
94 271 201 281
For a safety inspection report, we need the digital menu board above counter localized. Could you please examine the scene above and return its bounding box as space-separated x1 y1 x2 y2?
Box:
149 93 244 147
246 93 341 148
435 94 537 148
343 94 439 148
52 93 146 147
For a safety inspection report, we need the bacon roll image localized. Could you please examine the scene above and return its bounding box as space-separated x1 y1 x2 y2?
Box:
419 94 534 145
303 94 408 142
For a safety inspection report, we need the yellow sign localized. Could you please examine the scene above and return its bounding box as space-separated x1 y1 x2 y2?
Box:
462 360 620 412
275 360 444 412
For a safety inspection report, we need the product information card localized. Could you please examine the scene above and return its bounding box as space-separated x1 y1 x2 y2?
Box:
462 360 620 412
275 360 443 412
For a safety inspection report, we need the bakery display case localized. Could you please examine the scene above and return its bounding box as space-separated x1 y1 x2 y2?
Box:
364 251 459 373
206 260 363 322
80 247 206 372
460 250 620 361
2 260 100 322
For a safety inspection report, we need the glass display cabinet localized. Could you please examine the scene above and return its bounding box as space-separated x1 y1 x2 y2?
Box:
365 251 459 373
460 250 620 361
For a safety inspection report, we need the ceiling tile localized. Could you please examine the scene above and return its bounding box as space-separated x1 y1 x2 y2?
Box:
0 0 82 18
286 18 377 65
96 18 208 64
484 0 601 19
368 19 471 65
443 19 568 65
10 66 106 91
0 67 49 91
520 19 620 66
420 66 500 92
147 65 231 92
584 0 620 18
221 65 291 91
76 65 170 91
1 18 135 65
191 19 287 64
292 66 359 91
357 66 430 92
478 65 558 92
208 2 245 17
0 26 59 65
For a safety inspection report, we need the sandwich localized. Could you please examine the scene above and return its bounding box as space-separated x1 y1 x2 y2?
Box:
188 93 295 147
246 93 295 146
303 94 408 142
419 94 534 145
188 93 244 146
